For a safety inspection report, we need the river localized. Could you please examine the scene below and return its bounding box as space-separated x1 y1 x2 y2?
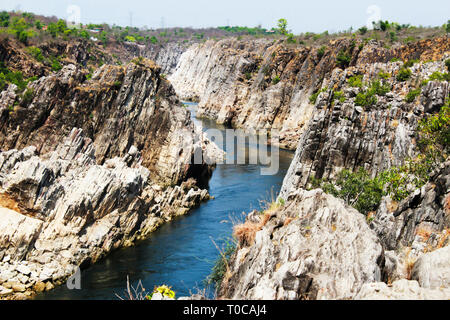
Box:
36 102 293 300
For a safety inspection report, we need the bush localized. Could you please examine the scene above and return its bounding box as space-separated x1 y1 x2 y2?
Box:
418 101 450 164
371 80 391 96
355 90 377 107
317 46 326 59
205 240 236 289
145 285 176 300
405 88 421 103
272 75 280 84
332 90 346 103
396 68 412 81
403 59 419 68
51 57 62 72
428 71 450 82
336 49 351 69
0 11 9 27
309 87 328 104
446 59 450 71
348 74 363 88
358 26 368 35
27 46 44 62
286 33 296 44
311 168 384 215
20 88 34 106
378 71 391 80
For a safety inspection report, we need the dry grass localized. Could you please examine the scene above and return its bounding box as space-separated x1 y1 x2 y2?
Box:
115 276 149 300
233 214 267 247
437 228 450 249
404 248 417 280
445 194 450 215
416 226 434 242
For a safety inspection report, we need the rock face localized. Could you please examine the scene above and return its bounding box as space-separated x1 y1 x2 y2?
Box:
355 279 450 300
411 246 450 289
221 189 384 300
370 161 450 252
279 61 449 196
0 128 211 299
0 59 213 186
215 37 449 300
0 49 221 298
170 37 450 150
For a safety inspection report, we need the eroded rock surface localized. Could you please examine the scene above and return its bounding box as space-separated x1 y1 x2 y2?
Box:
221 189 384 300
0 128 212 299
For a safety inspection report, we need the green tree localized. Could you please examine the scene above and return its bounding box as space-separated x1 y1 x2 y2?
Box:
277 18 288 35
0 11 9 27
34 20 42 30
47 23 58 37
56 19 67 33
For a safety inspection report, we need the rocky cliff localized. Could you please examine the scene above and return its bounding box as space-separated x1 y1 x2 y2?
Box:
0 47 221 298
214 37 450 300
170 37 450 151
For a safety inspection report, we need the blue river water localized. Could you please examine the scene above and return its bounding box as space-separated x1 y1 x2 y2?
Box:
36 103 293 300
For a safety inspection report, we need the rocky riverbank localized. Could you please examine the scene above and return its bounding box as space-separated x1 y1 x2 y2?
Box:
0 47 222 299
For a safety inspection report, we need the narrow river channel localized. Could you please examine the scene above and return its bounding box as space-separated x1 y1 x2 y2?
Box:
36 103 293 299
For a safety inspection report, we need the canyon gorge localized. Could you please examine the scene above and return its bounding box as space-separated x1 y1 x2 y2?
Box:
0 14 449 300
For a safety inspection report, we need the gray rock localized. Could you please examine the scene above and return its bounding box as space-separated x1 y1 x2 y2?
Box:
355 279 450 300
221 189 384 300
411 246 450 289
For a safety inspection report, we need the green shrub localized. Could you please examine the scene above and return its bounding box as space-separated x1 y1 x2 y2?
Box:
27 46 44 62
348 74 363 88
336 49 351 69
371 80 391 96
405 88 421 103
355 90 377 107
286 33 296 44
332 90 346 103
396 68 412 81
418 101 450 163
205 240 236 288
358 26 368 35
272 75 280 84
309 87 328 104
403 59 419 68
378 71 390 80
311 168 384 215
0 11 9 27
317 46 326 59
51 57 62 72
428 71 450 82
446 59 450 71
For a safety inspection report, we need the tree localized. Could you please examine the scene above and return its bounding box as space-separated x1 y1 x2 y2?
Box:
0 11 9 27
446 20 450 34
56 19 67 33
277 18 288 35
47 23 58 37
35 20 42 30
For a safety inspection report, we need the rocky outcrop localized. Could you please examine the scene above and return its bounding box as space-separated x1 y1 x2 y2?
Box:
170 37 450 151
0 50 222 299
370 161 450 252
279 61 449 195
411 246 450 289
0 58 215 186
355 279 450 300
0 128 212 299
221 189 384 300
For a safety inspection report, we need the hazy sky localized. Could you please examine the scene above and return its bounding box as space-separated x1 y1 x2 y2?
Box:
1 0 449 33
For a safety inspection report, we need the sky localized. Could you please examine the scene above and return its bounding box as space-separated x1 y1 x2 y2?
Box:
0 0 448 33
